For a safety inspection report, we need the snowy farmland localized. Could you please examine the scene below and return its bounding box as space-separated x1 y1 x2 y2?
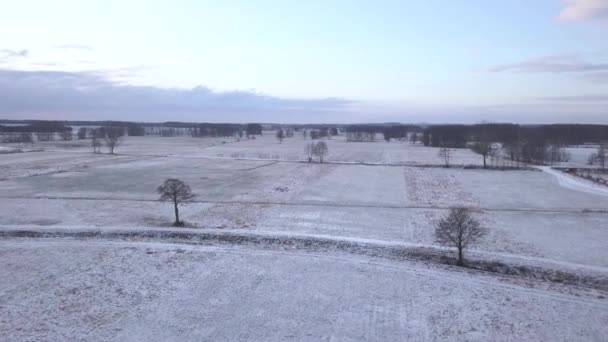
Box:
1 133 608 341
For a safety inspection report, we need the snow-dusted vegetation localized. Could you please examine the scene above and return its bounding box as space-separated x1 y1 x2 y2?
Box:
1 132 607 340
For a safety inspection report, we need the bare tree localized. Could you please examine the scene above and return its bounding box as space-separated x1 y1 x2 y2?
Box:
435 207 485 266
157 178 196 226
77 127 88 140
410 132 419 145
304 142 315 162
105 125 124 154
470 142 493 169
597 142 607 172
588 153 597 166
61 130 73 141
438 147 452 168
313 141 328 163
547 144 570 166
91 129 102 153
383 132 391 142
276 129 284 144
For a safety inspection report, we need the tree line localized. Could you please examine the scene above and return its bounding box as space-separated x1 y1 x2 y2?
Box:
422 123 608 167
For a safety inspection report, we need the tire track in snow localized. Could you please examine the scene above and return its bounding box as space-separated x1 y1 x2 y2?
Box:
538 166 608 197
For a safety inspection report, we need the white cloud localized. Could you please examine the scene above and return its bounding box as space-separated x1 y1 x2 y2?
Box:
0 49 29 58
559 0 608 22
55 44 93 51
489 54 608 73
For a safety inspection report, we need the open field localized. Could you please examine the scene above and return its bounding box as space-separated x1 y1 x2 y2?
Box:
1 240 607 342
1 133 608 340
1 135 607 265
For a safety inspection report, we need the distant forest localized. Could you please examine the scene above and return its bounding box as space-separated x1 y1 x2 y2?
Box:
2 119 608 147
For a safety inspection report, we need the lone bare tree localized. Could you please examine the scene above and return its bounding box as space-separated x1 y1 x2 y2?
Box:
471 142 493 169
91 129 102 153
157 179 195 226
276 129 284 144
304 142 315 162
105 125 124 154
438 147 452 168
435 207 485 266
313 141 329 163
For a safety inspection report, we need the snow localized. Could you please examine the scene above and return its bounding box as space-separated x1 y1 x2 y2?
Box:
2 133 608 340
1 136 608 267
14 134 485 166
537 166 608 197
1 239 607 341
560 146 597 168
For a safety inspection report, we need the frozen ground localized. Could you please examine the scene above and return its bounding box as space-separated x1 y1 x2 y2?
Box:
537 166 608 198
9 134 485 165
558 146 597 168
1 239 606 342
1 137 607 267
1 134 608 340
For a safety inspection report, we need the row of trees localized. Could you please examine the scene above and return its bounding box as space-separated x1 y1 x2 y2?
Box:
589 143 608 171
420 124 599 167
89 126 125 154
1 121 73 143
437 141 572 169
421 124 608 167
345 125 377 142
304 141 329 163
151 123 264 139
382 125 409 141
273 127 340 142
301 127 338 140
0 121 72 134
0 132 73 143
423 124 608 148
0 121 146 143
344 124 421 143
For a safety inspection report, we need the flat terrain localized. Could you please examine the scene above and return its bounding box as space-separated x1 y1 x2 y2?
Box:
1 133 607 340
1 240 606 342
1 135 607 266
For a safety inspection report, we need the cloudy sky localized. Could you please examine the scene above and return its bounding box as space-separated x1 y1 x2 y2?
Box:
0 0 607 123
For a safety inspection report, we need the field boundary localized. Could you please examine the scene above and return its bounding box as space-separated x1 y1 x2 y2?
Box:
0 195 606 214
2 226 607 292
27 148 541 170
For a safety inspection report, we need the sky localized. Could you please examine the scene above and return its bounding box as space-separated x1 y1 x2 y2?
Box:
0 0 607 124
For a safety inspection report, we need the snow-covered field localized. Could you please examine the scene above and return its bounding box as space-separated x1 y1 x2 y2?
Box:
1 134 607 340
560 146 598 168
1 239 606 341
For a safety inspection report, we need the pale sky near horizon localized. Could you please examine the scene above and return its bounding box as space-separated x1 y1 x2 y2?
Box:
0 0 607 123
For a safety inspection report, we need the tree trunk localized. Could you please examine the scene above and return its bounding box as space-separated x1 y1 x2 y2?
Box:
483 155 487 169
174 201 180 224
457 247 464 266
